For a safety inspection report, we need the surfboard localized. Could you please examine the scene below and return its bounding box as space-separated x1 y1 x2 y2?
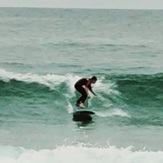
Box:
72 106 95 122
75 110 95 115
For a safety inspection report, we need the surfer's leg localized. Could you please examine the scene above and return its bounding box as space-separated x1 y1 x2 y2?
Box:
76 87 87 105
80 91 87 104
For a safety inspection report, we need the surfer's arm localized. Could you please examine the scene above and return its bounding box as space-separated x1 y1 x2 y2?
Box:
87 86 97 96
90 89 97 96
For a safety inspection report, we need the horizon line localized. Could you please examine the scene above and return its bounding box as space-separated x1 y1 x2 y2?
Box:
0 6 163 11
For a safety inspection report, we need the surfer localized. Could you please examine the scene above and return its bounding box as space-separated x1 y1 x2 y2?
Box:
74 76 97 108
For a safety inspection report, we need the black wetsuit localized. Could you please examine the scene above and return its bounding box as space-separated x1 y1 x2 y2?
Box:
74 78 92 104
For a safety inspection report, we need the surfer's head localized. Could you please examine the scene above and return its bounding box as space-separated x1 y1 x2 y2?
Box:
91 76 97 83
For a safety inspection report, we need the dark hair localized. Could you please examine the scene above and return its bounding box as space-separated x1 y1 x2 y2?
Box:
91 76 97 81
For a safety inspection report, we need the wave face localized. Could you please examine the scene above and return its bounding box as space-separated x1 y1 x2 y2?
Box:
0 69 163 127
113 73 163 106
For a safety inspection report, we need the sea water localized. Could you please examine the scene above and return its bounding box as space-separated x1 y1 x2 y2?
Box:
0 8 163 163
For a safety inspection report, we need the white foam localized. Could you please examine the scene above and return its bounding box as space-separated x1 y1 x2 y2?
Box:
0 69 117 94
0 145 162 163
67 102 76 113
95 78 119 96
96 108 131 118
0 69 122 109
0 69 80 91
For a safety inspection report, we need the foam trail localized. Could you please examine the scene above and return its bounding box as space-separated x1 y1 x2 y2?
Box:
95 108 131 118
67 102 77 113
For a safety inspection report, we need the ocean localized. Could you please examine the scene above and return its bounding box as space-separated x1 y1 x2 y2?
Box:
0 7 163 162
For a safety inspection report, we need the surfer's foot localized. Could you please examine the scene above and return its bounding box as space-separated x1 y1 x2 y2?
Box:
79 103 85 108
